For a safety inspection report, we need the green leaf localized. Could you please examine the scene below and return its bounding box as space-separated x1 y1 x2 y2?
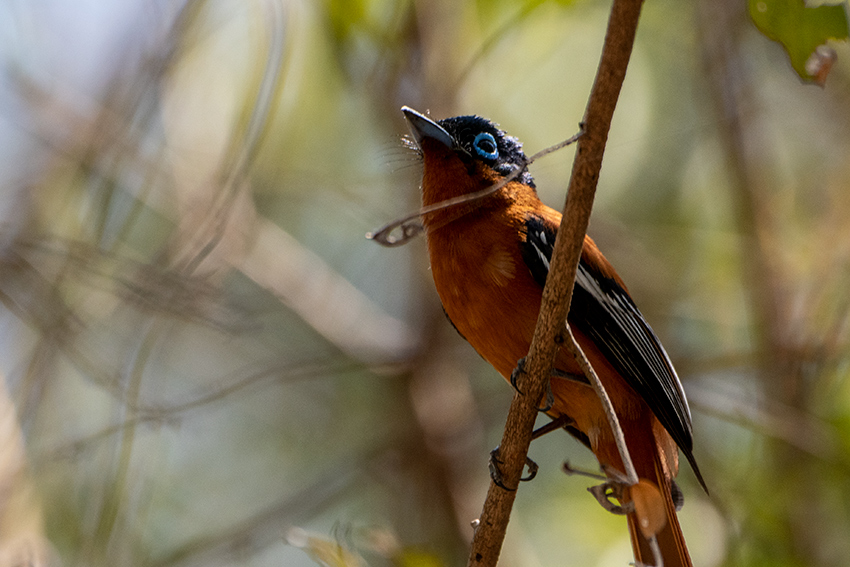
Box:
395 549 446 567
749 0 849 84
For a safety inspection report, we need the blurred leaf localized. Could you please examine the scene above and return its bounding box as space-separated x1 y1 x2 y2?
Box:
323 0 368 41
748 0 848 84
395 549 446 567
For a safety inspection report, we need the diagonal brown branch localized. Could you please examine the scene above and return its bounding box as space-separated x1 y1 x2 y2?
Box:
467 1 645 566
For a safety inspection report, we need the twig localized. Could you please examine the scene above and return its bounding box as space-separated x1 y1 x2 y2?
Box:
563 325 638 485
466 1 645 566
367 131 583 247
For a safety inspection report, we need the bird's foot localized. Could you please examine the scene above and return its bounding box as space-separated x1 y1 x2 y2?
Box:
509 357 526 394
489 447 539 491
587 481 635 516
509 357 555 412
563 462 633 514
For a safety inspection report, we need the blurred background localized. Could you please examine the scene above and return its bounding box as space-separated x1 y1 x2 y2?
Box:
1 0 849 566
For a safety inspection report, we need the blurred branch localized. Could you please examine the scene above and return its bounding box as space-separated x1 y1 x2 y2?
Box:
37 359 366 465
179 0 290 274
149 425 453 567
450 1 545 94
697 0 786 382
14 63 416 367
468 1 644 565
406 315 488 557
240 217 418 363
84 319 160 563
697 1 850 564
149 460 361 567
687 384 840 463
0 246 232 409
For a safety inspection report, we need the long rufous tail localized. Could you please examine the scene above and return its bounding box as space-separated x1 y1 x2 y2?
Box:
621 417 692 567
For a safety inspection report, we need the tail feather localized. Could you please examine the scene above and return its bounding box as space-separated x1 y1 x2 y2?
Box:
626 472 692 567
622 418 693 567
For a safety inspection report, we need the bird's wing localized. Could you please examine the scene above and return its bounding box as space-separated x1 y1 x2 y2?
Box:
520 213 704 488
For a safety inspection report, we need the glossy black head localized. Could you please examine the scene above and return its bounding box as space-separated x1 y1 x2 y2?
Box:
402 106 535 188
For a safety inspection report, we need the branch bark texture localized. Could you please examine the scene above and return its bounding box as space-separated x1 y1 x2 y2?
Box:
467 1 645 565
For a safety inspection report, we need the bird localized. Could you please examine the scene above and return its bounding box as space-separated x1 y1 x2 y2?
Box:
400 105 706 567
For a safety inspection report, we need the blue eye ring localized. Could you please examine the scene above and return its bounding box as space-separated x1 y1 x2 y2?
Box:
473 132 498 160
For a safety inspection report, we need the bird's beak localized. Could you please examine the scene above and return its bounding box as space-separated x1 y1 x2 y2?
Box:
401 106 453 150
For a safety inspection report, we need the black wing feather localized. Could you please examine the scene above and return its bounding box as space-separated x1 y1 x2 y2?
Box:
521 215 706 490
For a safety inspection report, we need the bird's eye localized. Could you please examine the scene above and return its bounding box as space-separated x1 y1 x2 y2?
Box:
472 132 498 160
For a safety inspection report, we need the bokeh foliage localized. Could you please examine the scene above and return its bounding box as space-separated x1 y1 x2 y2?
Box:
1 1 849 566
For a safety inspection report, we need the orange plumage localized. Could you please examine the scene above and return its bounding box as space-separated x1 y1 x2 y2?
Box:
403 106 705 567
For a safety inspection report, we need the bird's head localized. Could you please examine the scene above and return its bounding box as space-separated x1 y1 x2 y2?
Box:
401 107 536 215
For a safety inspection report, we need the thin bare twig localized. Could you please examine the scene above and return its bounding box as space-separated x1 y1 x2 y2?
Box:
563 325 638 485
367 131 582 247
467 1 645 566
